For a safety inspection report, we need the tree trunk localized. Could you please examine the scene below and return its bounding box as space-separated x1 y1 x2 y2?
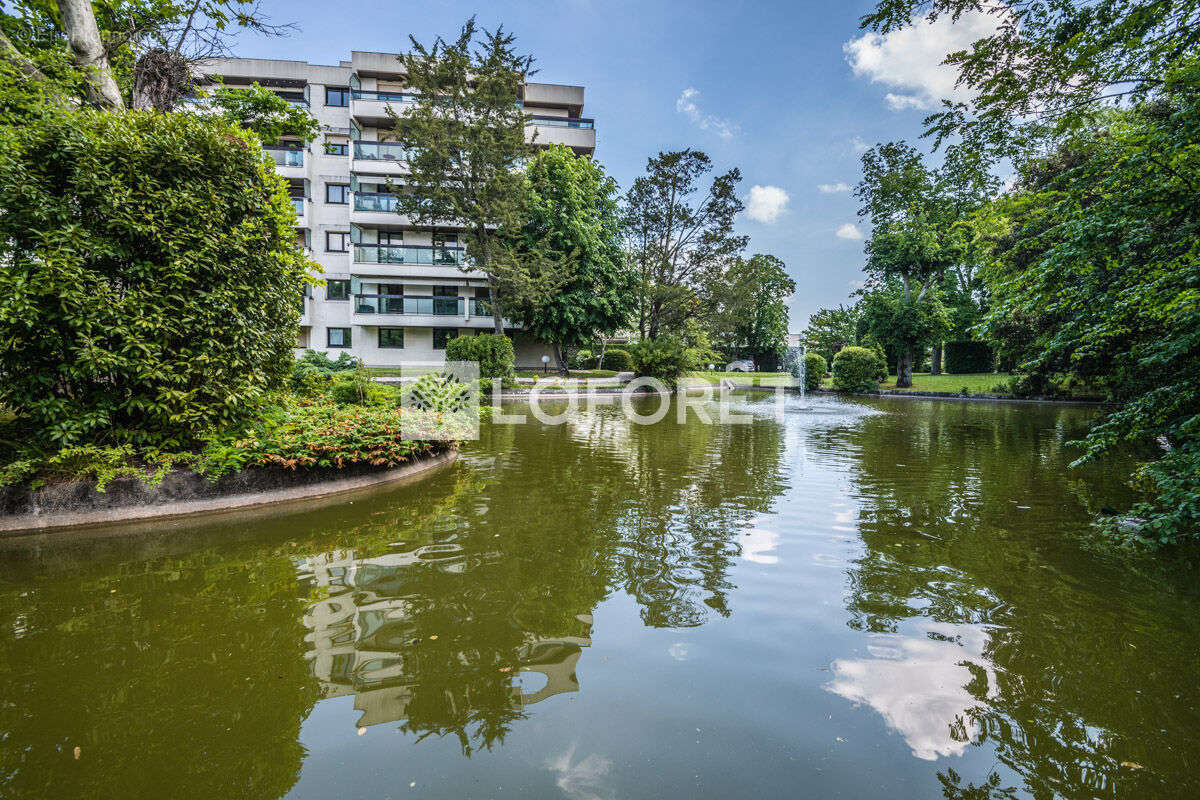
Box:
897 347 914 388
931 341 942 375
597 339 608 370
58 0 124 109
553 343 568 375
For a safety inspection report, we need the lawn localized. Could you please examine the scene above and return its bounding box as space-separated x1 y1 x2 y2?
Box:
366 368 619 380
686 371 796 386
817 372 1011 394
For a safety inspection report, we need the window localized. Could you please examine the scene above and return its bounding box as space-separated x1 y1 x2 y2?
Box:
325 87 350 106
326 232 350 252
327 327 352 348
379 328 405 349
379 231 404 245
432 286 459 297
325 141 348 156
326 183 350 204
326 279 350 301
432 328 456 350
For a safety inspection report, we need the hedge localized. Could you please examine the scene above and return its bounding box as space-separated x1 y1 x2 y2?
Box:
444 334 515 378
944 341 995 374
832 347 883 392
595 348 633 372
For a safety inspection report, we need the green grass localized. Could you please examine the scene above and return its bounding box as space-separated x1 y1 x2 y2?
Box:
817 372 1011 394
514 369 618 380
686 371 796 386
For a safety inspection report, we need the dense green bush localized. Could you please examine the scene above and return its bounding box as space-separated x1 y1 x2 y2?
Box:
291 350 359 395
445 334 515 378
571 349 593 369
832 347 883 392
944 341 995 374
0 110 309 447
595 348 633 372
328 374 397 406
803 352 827 391
629 338 690 388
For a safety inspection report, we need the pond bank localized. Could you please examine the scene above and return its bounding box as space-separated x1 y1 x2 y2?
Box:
730 383 1113 405
0 449 458 536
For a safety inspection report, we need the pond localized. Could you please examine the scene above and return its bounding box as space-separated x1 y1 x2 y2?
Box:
1 394 1198 800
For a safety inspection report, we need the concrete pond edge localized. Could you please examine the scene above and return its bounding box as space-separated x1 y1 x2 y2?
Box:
0 449 459 537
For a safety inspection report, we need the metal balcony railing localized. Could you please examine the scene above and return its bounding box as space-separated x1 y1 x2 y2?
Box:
351 90 419 104
354 243 469 265
265 146 304 167
353 140 412 161
528 115 595 129
354 294 464 316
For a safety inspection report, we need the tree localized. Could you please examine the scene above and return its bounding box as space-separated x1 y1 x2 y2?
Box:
506 145 636 372
861 0 1200 154
858 286 951 380
803 304 860 364
622 149 747 339
710 254 795 370
388 17 538 334
855 140 992 386
208 81 320 144
0 110 310 446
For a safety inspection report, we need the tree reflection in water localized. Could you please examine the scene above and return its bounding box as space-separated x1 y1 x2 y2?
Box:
294 398 789 754
833 400 1200 800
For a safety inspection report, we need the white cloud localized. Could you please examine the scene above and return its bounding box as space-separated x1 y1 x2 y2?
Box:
837 223 864 240
843 12 1001 111
849 279 866 291
850 136 871 154
745 185 789 223
676 87 739 140
547 745 615 800
818 182 852 194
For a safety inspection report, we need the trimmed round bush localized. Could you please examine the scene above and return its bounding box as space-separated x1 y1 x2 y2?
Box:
0 110 309 446
944 341 995 374
444 333 515 378
803 352 827 392
832 347 883 393
596 348 633 372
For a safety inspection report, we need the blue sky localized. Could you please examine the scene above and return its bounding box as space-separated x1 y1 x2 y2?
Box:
238 0 989 331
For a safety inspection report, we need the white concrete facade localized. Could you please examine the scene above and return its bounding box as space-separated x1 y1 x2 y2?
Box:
197 52 596 368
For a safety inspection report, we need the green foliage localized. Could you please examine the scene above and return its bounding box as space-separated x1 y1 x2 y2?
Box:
329 375 396 407
507 145 636 355
622 149 747 339
803 352 827 392
709 253 796 367
291 350 359 395
571 349 593 369
859 290 951 361
445 334 515 378
388 17 534 329
803 304 858 364
0 109 311 448
596 348 633 372
832 347 883 393
943 341 995 374
629 338 690 389
208 82 321 144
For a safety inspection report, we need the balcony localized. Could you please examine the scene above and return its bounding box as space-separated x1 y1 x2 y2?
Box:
354 191 398 213
354 294 462 315
264 145 304 167
290 196 306 217
353 140 412 162
351 90 416 125
354 243 469 266
528 114 594 129
528 116 595 153
352 90 419 104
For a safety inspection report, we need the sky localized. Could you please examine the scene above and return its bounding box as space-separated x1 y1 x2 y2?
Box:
234 0 996 332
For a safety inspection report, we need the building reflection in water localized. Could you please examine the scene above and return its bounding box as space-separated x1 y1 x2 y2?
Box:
300 547 592 732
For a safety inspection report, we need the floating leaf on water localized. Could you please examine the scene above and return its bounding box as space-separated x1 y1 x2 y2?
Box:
357 727 366 736
73 746 81 760
1121 761 1143 769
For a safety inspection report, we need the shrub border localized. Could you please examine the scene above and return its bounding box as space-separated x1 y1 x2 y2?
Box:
0 450 457 536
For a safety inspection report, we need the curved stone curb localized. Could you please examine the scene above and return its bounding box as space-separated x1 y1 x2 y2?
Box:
0 450 458 537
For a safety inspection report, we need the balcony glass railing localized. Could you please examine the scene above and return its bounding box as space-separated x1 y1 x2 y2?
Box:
470 298 490 317
265 146 304 167
528 115 594 129
354 294 464 316
353 140 413 161
354 244 469 265
351 90 419 104
290 197 305 215
354 192 398 212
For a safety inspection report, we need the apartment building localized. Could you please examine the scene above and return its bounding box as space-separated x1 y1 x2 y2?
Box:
195 52 596 368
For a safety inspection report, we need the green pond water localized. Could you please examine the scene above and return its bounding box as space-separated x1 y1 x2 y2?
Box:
1 394 1198 800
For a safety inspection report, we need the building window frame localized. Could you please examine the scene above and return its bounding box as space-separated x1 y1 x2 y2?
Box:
326 231 350 252
326 183 350 205
325 87 350 107
326 279 350 301
325 141 348 156
327 327 352 348
378 328 405 349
